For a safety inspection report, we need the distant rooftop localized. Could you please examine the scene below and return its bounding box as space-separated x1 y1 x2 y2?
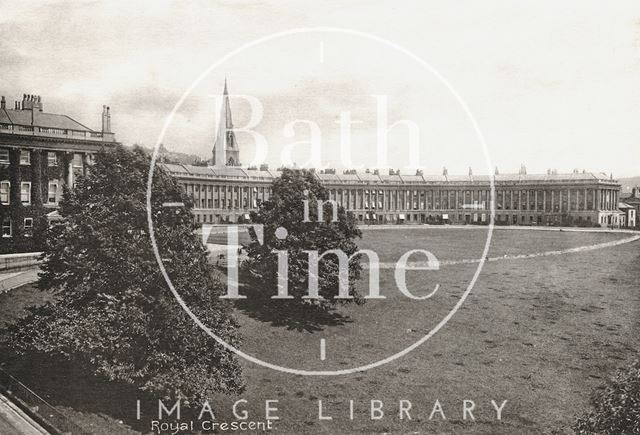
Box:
160 163 619 185
0 94 116 143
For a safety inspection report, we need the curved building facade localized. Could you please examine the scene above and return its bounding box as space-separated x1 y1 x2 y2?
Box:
161 84 624 228
161 163 623 228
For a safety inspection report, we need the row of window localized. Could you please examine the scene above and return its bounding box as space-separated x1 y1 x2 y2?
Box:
323 188 612 212
194 198 256 209
0 148 88 167
0 181 59 205
1 217 32 238
185 184 272 210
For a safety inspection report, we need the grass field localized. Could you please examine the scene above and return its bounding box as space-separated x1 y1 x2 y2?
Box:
1 227 639 434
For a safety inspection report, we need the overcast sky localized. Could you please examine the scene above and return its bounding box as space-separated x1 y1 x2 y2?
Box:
1 0 639 176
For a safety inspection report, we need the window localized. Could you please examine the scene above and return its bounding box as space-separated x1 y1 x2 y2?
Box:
72 153 83 168
1 218 10 237
0 148 8 164
20 150 30 165
23 218 33 237
0 181 9 204
48 152 58 166
48 182 58 204
21 182 31 204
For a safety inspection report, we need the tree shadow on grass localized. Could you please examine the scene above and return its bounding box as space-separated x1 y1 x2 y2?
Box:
234 275 353 333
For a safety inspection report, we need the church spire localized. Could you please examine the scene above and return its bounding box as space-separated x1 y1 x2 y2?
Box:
223 78 233 131
212 79 241 168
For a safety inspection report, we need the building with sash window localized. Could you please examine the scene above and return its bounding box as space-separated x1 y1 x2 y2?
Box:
0 94 117 253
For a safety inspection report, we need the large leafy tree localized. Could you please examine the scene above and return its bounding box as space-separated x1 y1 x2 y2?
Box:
244 168 364 308
4 145 243 402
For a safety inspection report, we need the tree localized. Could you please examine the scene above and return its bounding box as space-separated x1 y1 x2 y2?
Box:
3 145 243 402
244 168 365 309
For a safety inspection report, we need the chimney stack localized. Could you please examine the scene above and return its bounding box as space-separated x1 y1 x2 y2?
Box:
0 96 5 110
20 94 43 111
101 105 112 133
442 167 448 176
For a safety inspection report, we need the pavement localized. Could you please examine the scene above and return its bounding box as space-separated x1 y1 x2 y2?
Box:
0 393 49 435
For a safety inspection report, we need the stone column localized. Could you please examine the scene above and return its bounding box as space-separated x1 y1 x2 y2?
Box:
67 153 73 187
584 188 588 211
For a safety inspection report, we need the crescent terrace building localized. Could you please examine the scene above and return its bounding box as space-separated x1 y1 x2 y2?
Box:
0 94 117 253
161 85 624 229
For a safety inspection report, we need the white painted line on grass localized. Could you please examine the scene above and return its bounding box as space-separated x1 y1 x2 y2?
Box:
365 234 640 269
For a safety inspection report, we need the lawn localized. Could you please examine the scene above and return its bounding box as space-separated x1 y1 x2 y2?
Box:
229 227 640 434
0 227 638 434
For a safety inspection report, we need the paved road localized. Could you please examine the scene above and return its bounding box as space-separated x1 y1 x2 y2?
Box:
0 393 49 434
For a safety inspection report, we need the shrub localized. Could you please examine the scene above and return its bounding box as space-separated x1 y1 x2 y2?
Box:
573 359 640 434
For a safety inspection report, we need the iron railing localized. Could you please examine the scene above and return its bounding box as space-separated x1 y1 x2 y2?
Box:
0 366 89 435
